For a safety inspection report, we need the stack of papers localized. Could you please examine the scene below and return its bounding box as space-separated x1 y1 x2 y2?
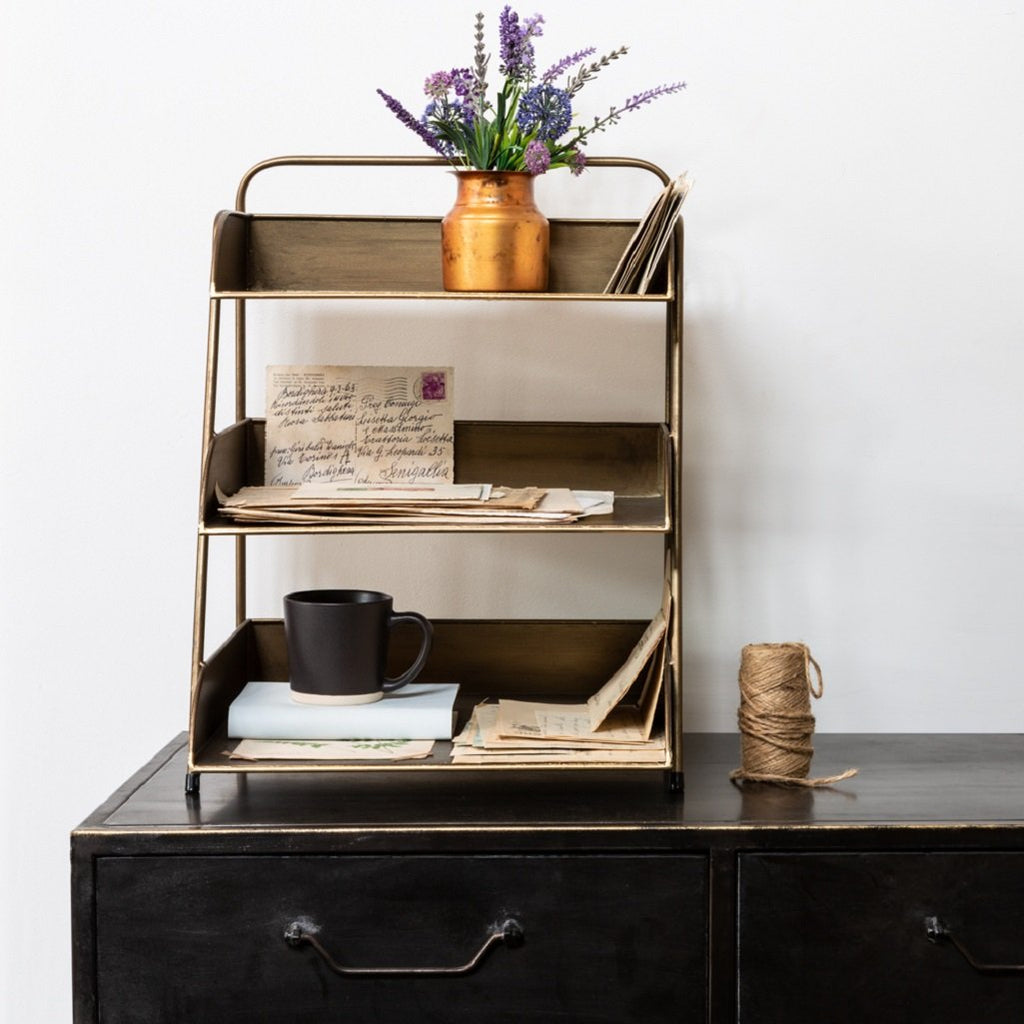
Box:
217 483 614 525
452 580 671 766
451 703 666 765
605 173 693 295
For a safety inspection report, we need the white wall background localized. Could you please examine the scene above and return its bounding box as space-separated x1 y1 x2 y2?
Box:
2 0 1022 1017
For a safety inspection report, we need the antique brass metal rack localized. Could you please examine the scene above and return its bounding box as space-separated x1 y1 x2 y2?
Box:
186 155 684 795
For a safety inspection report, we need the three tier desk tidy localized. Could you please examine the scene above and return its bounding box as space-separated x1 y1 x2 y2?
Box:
186 155 684 795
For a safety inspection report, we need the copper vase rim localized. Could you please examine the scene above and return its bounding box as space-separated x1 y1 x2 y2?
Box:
448 168 538 186
448 168 536 176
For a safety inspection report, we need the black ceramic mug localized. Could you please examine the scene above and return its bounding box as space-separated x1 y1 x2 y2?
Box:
283 589 433 705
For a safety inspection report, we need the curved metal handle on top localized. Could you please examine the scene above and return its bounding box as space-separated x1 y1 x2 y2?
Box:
283 917 524 977
925 916 1024 975
236 155 447 211
235 154 671 212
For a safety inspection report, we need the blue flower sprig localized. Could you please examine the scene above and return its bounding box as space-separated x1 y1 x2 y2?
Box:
377 6 685 176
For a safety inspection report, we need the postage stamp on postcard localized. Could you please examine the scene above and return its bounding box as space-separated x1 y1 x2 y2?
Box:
418 370 447 401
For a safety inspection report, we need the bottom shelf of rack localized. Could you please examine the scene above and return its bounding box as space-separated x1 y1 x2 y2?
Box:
191 730 670 774
189 617 674 775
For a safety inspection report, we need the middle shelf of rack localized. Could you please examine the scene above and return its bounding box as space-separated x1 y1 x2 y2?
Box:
200 418 673 534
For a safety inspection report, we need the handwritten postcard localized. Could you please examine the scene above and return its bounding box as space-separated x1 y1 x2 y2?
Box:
265 365 454 487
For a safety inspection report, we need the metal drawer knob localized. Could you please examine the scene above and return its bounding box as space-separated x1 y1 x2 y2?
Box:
283 917 524 977
925 916 1024 975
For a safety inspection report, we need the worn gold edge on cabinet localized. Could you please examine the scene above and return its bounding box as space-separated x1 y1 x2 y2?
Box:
73 821 1024 838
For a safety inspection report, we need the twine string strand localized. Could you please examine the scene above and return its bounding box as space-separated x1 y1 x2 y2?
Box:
730 642 857 787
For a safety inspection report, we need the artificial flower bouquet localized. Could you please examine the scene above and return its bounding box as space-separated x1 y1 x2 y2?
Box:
378 6 685 176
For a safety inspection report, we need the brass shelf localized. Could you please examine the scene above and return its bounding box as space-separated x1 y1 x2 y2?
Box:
191 734 669 774
201 419 671 535
200 500 669 536
191 618 669 774
210 211 670 299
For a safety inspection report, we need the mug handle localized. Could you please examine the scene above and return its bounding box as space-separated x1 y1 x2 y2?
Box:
382 612 434 692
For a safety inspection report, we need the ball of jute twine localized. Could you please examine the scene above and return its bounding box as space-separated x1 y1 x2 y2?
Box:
730 642 858 787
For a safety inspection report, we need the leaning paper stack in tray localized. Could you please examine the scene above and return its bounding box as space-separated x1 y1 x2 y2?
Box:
451 702 667 765
604 172 693 295
217 483 614 526
451 581 671 766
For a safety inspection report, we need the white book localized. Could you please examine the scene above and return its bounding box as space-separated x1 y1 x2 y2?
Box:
227 681 460 740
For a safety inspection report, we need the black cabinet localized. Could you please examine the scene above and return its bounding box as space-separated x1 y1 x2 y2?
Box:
738 852 1024 1023
72 733 1024 1022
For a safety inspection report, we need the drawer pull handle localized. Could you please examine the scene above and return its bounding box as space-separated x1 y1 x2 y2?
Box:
283 917 524 977
925 916 1024 975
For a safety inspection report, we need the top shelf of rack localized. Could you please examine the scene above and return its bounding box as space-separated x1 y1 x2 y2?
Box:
209 212 674 301
210 155 679 300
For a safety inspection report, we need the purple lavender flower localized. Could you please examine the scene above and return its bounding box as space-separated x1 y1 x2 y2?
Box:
575 80 688 144
523 140 551 174
541 47 597 84
620 81 688 113
564 46 629 96
426 67 475 101
499 5 544 80
517 83 572 141
377 88 446 154
523 14 544 40
450 68 475 98
567 148 587 176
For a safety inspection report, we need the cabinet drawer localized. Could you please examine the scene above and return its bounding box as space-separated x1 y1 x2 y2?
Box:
738 852 1024 1023
95 853 706 1024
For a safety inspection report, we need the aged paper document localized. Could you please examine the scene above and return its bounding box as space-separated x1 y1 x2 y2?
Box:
493 700 651 744
464 566 673 762
215 485 613 526
468 703 657 750
452 703 666 764
265 365 454 486
229 738 434 761
291 483 489 501
450 744 665 764
604 172 693 295
584 604 668 730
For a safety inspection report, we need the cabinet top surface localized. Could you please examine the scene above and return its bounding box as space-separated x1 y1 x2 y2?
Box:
74 733 1024 839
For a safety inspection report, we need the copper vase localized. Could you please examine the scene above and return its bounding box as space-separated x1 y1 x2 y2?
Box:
441 170 549 292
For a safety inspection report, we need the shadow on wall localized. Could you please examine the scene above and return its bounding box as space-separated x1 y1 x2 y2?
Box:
678 307 874 731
